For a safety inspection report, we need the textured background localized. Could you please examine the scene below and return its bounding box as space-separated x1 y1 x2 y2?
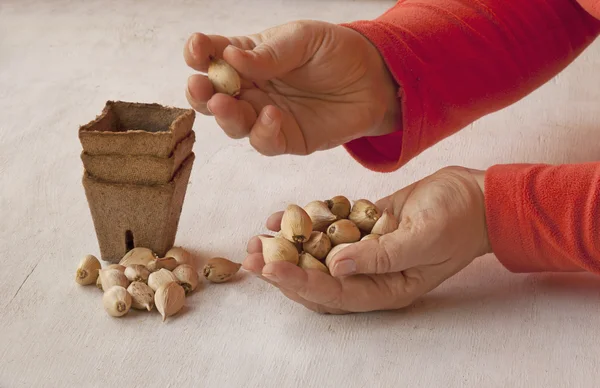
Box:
1 1 600 387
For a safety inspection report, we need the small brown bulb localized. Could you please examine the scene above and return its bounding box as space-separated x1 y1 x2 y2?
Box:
326 196 351 219
327 219 361 246
75 254 101 286
155 282 185 322
172 264 200 293
348 199 381 233
203 257 241 284
280 204 313 244
361 234 380 241
98 268 129 290
371 209 399 235
207 58 241 97
298 252 330 274
127 281 154 311
259 236 299 265
124 264 151 283
102 286 132 317
303 201 337 232
302 231 332 261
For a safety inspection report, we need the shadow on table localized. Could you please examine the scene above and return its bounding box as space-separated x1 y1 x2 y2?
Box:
389 271 600 319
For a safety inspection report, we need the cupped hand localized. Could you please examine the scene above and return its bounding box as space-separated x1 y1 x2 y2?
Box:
243 167 491 314
183 20 398 156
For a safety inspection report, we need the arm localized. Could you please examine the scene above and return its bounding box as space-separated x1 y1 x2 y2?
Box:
485 163 600 274
341 0 600 172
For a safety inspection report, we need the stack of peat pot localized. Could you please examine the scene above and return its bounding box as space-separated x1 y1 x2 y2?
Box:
78 101 196 263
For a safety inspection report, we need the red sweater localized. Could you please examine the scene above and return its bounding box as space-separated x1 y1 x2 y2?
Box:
342 0 600 273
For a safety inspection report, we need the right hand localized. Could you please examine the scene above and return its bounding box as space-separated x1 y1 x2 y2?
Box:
243 166 491 314
183 20 399 156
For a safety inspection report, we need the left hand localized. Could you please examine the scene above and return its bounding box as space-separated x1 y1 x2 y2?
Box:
243 166 491 314
182 20 398 156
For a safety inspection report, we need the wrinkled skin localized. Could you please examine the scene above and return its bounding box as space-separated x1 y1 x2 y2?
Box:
243 167 491 314
183 20 398 156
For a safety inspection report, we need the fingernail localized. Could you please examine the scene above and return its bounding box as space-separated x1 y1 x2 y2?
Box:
332 259 356 276
261 110 274 126
189 35 198 58
262 272 279 282
206 100 214 114
226 44 244 55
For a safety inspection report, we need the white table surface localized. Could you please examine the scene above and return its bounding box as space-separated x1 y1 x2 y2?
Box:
2 1 600 387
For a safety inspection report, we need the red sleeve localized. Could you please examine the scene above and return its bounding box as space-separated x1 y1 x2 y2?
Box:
340 0 600 172
485 163 600 274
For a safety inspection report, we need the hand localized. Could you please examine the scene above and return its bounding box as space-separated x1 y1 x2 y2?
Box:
243 166 491 314
183 20 398 156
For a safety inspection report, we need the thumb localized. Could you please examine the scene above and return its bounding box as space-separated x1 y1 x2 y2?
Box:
327 184 421 277
327 233 413 277
222 22 317 81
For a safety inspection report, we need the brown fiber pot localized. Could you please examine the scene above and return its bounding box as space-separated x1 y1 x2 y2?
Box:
78 100 195 158
82 153 195 263
81 130 195 185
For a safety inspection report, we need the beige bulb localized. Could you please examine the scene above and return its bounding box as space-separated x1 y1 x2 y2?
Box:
75 254 101 286
361 234 380 241
119 247 156 267
325 195 351 219
203 257 242 283
348 199 381 233
155 282 186 322
124 264 151 283
280 204 313 244
298 252 329 274
148 268 178 292
371 209 399 235
127 282 155 311
98 268 129 291
259 236 299 265
208 58 241 97
172 264 200 294
302 231 332 260
303 201 337 232
106 264 126 273
165 247 192 266
327 219 361 246
102 286 132 317
146 257 178 272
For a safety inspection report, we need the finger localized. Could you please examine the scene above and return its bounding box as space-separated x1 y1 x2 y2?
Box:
222 22 317 81
242 252 265 274
266 211 284 232
248 105 287 156
262 261 420 312
246 234 274 254
374 181 417 219
186 74 214 115
228 87 306 156
207 93 257 139
184 33 258 72
329 219 445 277
328 234 406 276
327 183 422 276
